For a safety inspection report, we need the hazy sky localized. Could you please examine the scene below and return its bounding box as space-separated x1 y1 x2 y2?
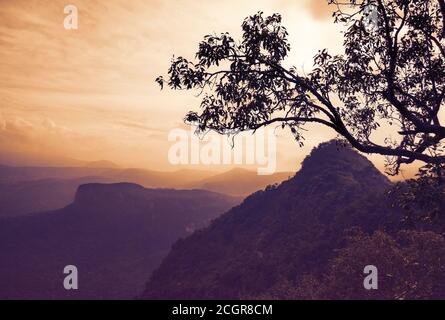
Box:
0 0 417 176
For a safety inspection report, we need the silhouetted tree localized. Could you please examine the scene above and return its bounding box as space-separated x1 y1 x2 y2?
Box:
156 0 445 175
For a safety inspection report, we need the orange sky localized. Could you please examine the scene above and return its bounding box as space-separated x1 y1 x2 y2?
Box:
0 0 419 177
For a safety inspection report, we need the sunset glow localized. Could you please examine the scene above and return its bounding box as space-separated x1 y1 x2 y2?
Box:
0 0 417 177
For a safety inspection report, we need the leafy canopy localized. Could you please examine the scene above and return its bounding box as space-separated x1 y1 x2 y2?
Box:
157 0 445 175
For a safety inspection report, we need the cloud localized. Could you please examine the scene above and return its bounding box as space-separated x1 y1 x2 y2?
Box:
0 0 345 170
0 116 36 145
0 114 95 158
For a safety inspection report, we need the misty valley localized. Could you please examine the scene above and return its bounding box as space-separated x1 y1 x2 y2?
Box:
1 142 444 300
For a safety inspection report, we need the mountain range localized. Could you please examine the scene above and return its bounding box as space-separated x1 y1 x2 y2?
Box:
141 141 418 299
0 183 238 299
0 165 290 217
2 141 444 300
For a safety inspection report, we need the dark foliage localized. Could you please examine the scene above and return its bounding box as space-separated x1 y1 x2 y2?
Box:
389 174 445 227
261 229 445 299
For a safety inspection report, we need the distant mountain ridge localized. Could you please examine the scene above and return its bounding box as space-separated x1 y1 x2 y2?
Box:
0 165 291 194
141 141 399 299
0 176 113 218
84 160 120 168
187 168 292 196
0 166 290 217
